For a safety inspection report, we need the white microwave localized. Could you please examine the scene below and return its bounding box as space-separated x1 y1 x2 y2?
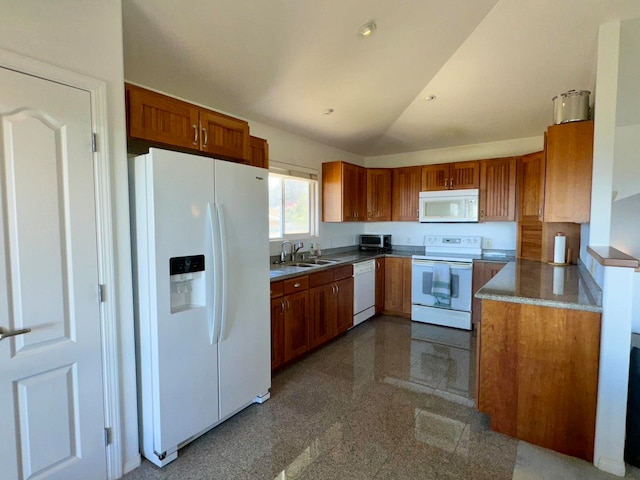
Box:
418 189 479 223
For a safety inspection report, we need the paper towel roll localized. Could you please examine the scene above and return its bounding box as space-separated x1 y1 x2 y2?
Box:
553 234 566 264
553 266 565 295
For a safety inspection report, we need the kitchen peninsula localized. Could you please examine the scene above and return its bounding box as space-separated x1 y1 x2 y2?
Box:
475 260 602 462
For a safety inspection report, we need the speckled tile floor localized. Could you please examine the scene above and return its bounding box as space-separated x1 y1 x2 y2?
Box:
123 316 640 480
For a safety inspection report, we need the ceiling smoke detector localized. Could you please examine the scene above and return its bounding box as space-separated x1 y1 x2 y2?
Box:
358 21 377 38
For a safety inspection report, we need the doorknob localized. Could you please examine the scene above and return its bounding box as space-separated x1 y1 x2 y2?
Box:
0 326 31 341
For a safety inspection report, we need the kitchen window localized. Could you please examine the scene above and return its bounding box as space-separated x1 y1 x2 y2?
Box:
268 163 318 240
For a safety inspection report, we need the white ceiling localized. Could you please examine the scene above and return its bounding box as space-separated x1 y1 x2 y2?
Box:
122 0 640 157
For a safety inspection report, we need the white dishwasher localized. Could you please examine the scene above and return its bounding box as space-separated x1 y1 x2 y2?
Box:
353 259 376 327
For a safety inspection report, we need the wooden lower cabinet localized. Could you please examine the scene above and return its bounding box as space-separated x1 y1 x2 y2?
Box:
283 290 309 363
384 257 412 316
375 257 385 314
478 299 600 462
309 266 354 349
471 261 507 325
270 296 285 370
272 265 354 370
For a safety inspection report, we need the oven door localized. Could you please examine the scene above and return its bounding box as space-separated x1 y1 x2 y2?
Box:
411 259 473 329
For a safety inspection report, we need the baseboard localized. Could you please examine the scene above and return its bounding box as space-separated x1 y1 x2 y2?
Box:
595 455 626 477
123 454 142 475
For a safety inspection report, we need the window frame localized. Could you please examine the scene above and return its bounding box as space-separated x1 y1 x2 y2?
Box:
268 170 319 242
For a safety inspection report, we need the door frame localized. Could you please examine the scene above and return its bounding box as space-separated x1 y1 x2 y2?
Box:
0 49 122 479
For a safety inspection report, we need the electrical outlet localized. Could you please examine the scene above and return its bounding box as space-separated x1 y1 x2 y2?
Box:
483 238 493 249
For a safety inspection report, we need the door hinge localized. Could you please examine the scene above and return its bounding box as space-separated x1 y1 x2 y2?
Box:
104 427 112 446
92 132 97 153
98 284 106 303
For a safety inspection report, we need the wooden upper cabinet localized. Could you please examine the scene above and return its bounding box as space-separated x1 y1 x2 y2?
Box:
392 166 421 221
450 161 480 190
366 168 392 221
479 157 517 222
249 135 269 169
125 83 250 162
421 164 449 191
517 151 545 222
544 121 594 223
126 83 199 150
322 161 366 222
199 110 249 161
421 161 479 191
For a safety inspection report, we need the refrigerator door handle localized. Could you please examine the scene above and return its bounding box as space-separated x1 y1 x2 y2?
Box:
207 203 220 345
216 202 230 342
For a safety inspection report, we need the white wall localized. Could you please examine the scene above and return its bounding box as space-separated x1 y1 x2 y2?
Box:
0 0 139 473
365 136 543 168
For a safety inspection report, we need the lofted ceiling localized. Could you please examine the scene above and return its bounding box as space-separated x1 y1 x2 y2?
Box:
122 0 640 157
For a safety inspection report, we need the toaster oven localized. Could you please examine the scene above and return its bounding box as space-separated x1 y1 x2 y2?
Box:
359 234 392 251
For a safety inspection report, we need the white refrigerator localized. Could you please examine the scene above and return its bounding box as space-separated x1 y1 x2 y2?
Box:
129 148 271 467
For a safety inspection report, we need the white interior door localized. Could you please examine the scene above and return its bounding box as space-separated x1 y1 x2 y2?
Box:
0 67 107 479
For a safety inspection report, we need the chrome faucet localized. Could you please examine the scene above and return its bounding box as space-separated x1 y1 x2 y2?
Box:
292 241 304 262
280 241 292 263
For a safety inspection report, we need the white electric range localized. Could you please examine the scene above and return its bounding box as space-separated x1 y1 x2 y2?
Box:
411 235 482 330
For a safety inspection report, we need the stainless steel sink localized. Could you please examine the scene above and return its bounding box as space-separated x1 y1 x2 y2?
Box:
301 259 337 265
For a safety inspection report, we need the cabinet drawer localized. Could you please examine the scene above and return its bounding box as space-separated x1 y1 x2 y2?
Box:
333 264 353 281
309 270 333 288
270 281 283 298
284 276 309 294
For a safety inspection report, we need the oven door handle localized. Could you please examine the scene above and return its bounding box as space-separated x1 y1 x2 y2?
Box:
412 259 473 269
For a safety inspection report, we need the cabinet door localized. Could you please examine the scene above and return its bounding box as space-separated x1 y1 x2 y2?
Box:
402 257 412 315
479 157 517 221
271 297 286 370
284 291 309 362
450 161 480 190
517 151 545 222
126 83 199 149
544 121 593 223
421 164 449 191
392 166 421 221
517 222 543 260
375 258 385 314
322 161 344 222
200 109 250 161
366 168 392 221
384 257 404 313
342 163 365 221
249 135 269 169
336 278 354 335
471 262 506 325
309 284 335 349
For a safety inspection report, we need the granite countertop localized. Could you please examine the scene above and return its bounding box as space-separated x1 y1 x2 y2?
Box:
269 249 415 282
475 259 602 313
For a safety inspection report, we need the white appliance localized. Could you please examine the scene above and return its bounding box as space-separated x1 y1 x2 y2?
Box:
353 259 376 326
129 148 271 467
411 236 482 330
418 189 479 223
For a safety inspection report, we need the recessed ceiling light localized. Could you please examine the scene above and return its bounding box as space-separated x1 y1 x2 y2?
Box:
323 108 335 115
358 21 377 38
424 95 437 102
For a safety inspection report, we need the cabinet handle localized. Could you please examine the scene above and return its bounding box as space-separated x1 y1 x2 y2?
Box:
294 282 301 288
202 127 208 148
332 284 337 296
450 178 454 188
538 208 542 218
444 178 449 188
376 260 380 270
480 209 485 218
286 300 291 311
281 301 285 313
335 284 339 294
192 124 199 146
